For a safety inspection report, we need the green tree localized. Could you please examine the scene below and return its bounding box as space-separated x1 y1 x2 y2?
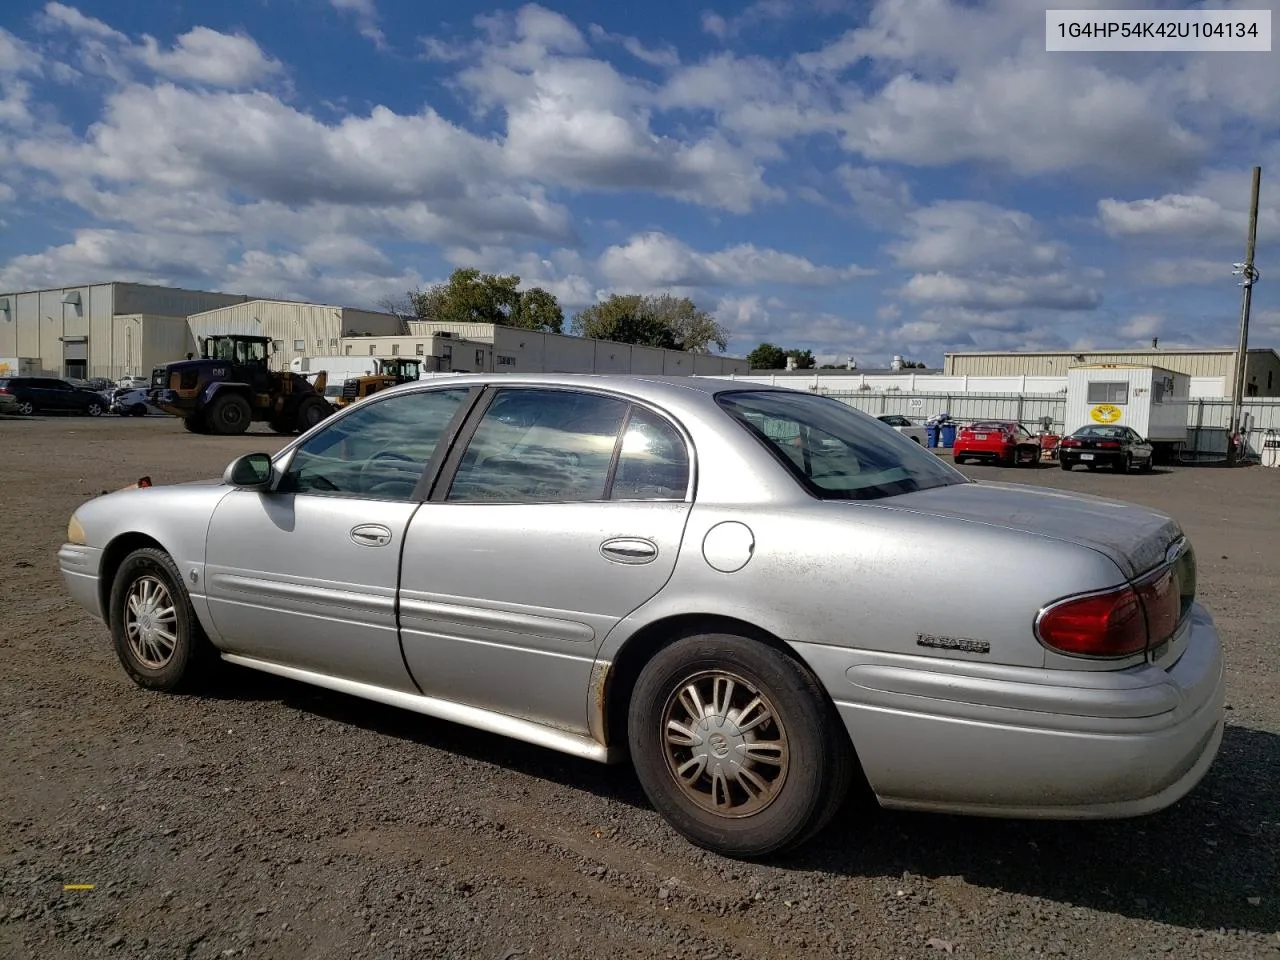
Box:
571 293 727 351
513 287 564 333
402 269 563 332
747 342 788 369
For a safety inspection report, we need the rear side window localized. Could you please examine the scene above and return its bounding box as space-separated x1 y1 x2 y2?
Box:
718 390 964 500
447 389 628 503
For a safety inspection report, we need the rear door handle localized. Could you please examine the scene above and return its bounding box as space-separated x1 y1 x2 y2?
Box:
600 538 658 565
350 524 393 547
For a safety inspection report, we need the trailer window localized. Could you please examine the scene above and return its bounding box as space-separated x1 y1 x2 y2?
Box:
1086 381 1128 405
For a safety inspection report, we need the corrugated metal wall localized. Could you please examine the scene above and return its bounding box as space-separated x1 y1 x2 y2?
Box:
944 351 1238 379
407 321 497 342
114 283 249 318
0 283 116 376
189 301 354 371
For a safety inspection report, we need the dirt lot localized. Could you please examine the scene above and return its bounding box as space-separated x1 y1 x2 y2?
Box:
2 413 1278 960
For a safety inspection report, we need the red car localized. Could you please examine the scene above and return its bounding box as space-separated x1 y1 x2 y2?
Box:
952 420 1041 467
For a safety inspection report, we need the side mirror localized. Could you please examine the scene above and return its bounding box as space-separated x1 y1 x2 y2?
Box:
223 453 275 491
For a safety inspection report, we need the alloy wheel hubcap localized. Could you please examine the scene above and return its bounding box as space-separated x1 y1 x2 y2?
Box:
124 576 178 669
661 670 789 818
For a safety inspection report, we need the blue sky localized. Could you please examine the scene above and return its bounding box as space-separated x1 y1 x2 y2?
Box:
0 0 1277 365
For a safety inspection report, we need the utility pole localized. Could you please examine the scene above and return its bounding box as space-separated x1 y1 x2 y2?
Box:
1228 166 1262 465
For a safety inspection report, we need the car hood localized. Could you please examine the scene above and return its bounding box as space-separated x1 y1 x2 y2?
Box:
881 480 1182 579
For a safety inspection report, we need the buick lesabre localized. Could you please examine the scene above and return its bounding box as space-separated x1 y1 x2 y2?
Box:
58 374 1224 858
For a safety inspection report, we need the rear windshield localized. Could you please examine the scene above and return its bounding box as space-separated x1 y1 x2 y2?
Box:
1073 426 1125 438
717 390 966 500
968 422 1010 431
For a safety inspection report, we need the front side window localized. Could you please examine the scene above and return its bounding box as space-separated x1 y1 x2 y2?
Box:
447 389 628 503
717 390 965 500
280 388 470 500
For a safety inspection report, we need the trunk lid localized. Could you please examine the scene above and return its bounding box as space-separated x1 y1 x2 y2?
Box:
881 481 1182 579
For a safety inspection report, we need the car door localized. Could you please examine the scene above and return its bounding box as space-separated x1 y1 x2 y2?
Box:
202 385 476 691
32 379 65 410
1127 427 1153 461
397 386 694 735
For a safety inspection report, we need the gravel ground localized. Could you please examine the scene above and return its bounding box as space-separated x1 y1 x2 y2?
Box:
2 413 1278 960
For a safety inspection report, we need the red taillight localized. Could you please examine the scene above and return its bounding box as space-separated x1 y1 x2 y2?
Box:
1037 586 1146 657
1060 437 1081 448
1098 441 1121 449
0 387 9 395
1038 565 1186 659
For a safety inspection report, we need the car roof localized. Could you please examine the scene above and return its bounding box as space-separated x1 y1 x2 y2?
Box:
380 373 795 406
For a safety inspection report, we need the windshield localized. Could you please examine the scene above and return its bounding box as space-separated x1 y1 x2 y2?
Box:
1074 426 1127 438
717 390 966 500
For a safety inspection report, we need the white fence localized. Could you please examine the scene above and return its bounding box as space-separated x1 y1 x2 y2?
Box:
816 390 1280 460
706 372 1230 398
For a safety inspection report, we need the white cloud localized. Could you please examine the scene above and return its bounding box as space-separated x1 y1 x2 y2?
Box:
1119 313 1163 341
598 231 875 289
36 5 284 88
0 28 42 73
458 7 781 213
701 2 794 40
0 227 226 290
899 272 1101 312
329 0 386 48
1098 166 1280 246
837 164 913 228
1145 257 1232 287
885 200 1102 314
888 201 1066 274
586 24 679 68
133 27 282 87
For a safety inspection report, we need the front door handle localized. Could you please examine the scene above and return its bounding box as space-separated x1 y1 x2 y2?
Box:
350 524 393 547
600 537 658 565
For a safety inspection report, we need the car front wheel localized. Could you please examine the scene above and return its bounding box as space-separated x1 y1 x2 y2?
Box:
86 400 104 416
108 547 215 692
628 633 854 859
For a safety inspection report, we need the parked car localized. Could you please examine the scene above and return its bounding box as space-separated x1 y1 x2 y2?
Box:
58 375 1223 859
115 376 151 390
953 420 1041 466
1060 425 1155 473
876 414 927 445
109 387 155 417
0 376 106 417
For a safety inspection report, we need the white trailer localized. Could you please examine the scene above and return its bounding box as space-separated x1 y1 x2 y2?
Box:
0 357 41 378
290 355 382 404
1065 364 1189 444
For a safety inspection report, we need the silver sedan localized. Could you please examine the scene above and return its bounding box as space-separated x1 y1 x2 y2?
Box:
58 374 1225 858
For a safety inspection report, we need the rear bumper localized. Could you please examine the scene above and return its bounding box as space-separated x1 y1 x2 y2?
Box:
793 603 1225 819
1061 450 1126 467
58 542 105 622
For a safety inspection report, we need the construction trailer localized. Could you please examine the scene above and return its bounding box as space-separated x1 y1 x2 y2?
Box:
1065 364 1190 454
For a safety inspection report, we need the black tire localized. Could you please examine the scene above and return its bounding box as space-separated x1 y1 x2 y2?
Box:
15 399 34 416
1117 454 1132 474
85 400 104 417
205 393 251 435
1140 456 1154 473
131 404 147 417
1060 460 1072 471
183 415 209 434
108 547 217 692
628 633 855 859
294 396 329 433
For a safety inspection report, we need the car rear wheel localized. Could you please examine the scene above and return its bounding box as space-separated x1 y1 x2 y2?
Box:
628 633 854 859
1117 454 1132 473
108 547 216 692
15 399 34 416
1061 460 1073 471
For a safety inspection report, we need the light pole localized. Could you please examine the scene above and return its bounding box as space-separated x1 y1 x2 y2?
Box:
1228 166 1262 465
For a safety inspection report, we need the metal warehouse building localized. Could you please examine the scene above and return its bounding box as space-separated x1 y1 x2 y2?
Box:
943 348 1280 398
0 282 253 380
187 299 405 372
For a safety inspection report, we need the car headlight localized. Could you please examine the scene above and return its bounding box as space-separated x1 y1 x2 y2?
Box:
67 514 86 545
